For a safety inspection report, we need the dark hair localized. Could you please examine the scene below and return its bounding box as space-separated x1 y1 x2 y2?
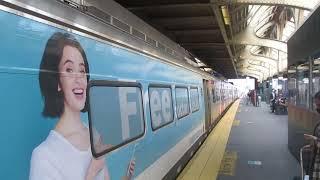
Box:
39 32 90 117
315 91 320 100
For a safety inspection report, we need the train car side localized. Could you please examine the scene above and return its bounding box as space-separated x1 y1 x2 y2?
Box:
0 1 238 179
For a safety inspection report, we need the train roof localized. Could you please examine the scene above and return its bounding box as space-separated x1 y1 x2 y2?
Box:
1 0 226 81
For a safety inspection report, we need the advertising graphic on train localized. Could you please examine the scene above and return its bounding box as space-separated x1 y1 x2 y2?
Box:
0 11 142 179
29 32 137 180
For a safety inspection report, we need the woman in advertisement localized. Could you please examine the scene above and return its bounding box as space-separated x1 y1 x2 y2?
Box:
29 32 133 180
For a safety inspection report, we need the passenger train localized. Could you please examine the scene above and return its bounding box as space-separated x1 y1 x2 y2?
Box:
0 0 240 179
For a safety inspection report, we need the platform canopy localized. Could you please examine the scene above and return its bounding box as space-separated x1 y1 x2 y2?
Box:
115 0 320 81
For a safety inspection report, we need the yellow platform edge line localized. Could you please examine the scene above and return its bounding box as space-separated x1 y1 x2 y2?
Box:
177 100 240 180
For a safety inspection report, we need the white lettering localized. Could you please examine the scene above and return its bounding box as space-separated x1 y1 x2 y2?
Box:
161 90 171 123
119 87 137 140
150 90 162 127
190 89 199 111
176 88 189 118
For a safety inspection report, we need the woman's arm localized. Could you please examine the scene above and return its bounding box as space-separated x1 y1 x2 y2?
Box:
86 158 107 180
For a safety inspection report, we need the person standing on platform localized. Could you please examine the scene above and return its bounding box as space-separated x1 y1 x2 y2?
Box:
250 90 254 105
246 90 251 105
271 89 276 113
255 90 260 107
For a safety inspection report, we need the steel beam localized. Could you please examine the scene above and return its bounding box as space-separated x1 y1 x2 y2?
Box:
236 62 269 77
237 61 269 71
230 25 287 53
238 70 261 75
237 59 272 68
238 65 269 76
237 58 277 79
127 1 315 11
255 20 275 36
238 69 263 80
211 4 238 77
238 71 262 80
127 3 209 11
238 60 274 78
238 48 278 66
238 71 261 78
212 0 317 10
238 68 264 75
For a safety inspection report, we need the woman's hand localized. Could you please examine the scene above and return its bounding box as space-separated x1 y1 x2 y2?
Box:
86 157 105 180
304 134 317 141
122 158 135 180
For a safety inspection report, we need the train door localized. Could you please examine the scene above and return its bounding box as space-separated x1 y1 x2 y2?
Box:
210 79 220 126
203 79 212 131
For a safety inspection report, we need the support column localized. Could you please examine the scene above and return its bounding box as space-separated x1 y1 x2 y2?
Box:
294 8 305 27
295 65 298 105
309 57 313 109
269 63 271 77
277 50 280 74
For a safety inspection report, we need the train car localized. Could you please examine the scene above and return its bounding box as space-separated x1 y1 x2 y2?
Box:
0 0 238 179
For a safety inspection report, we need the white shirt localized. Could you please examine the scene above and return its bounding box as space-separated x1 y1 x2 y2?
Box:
272 92 276 101
29 130 104 180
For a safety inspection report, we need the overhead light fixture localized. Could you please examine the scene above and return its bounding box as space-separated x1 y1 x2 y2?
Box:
221 6 230 25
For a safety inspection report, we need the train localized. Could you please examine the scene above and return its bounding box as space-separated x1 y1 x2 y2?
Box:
0 0 240 179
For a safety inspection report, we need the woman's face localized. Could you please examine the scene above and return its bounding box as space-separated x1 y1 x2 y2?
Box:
58 45 87 112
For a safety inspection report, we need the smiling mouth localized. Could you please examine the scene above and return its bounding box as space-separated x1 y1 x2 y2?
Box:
73 88 84 97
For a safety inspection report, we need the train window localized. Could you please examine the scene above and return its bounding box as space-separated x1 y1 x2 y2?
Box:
288 66 297 104
190 87 200 112
88 80 145 158
175 87 190 119
149 86 174 130
297 62 310 108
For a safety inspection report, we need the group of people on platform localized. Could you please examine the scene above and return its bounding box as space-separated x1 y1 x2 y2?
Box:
270 89 288 114
246 89 260 107
245 88 320 179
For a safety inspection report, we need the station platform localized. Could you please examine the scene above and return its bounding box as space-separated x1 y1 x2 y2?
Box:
178 99 300 180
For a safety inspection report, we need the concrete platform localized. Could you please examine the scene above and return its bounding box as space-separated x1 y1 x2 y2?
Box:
178 100 240 180
177 98 300 180
218 99 300 180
